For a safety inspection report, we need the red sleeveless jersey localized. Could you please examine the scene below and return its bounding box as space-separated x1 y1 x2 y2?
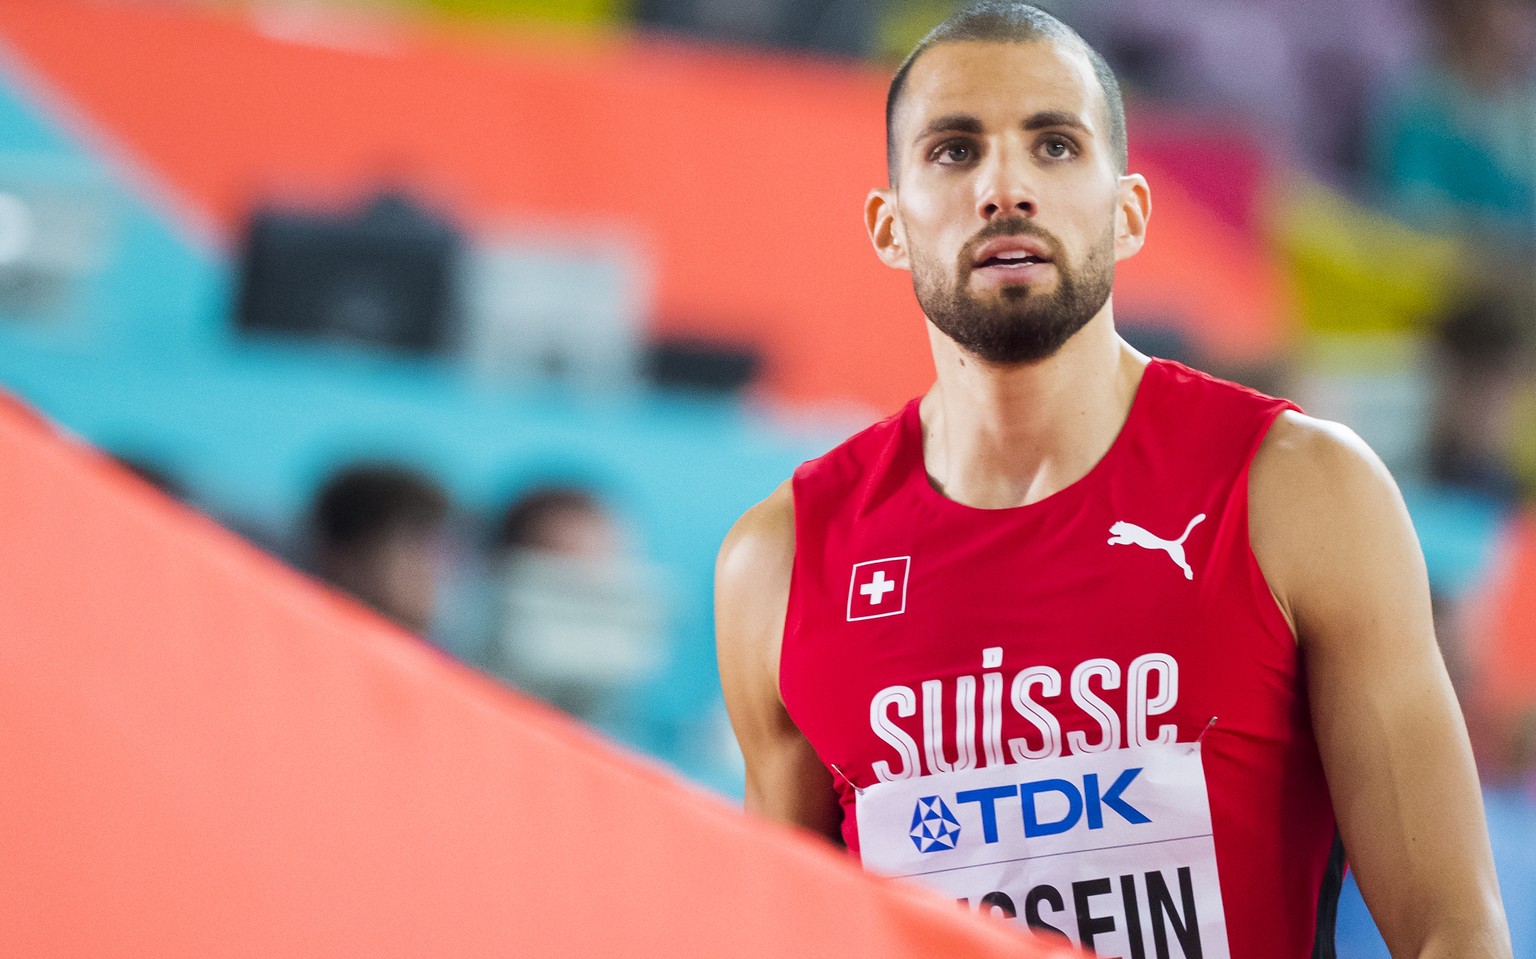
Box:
780 359 1337 959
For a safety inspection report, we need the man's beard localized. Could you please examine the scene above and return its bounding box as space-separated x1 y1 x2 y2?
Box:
912 220 1115 365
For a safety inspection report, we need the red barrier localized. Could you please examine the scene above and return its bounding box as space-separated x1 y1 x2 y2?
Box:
1470 510 1536 771
0 391 1078 957
0 0 1291 412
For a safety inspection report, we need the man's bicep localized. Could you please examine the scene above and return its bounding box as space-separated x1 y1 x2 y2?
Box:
1253 416 1508 957
738 709 843 840
715 485 842 842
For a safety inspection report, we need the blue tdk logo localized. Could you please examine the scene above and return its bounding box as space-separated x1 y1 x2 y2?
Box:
960 768 1151 844
909 796 962 853
910 768 1152 853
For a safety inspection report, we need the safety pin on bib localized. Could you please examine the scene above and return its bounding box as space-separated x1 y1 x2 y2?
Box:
830 764 864 796
1188 715 1218 753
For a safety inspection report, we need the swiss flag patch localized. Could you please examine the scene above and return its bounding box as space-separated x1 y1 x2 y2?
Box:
847 556 911 621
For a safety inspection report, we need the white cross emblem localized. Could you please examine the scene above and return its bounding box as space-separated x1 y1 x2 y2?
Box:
847 556 911 621
861 570 897 604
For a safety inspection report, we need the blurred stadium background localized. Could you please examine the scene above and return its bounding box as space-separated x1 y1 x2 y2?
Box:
0 0 1532 951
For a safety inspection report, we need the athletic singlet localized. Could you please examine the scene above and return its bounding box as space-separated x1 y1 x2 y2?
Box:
780 359 1339 959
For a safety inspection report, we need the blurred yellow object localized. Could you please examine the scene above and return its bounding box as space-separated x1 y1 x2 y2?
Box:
1273 176 1464 339
1505 382 1536 499
875 0 1082 65
874 0 956 63
421 0 626 24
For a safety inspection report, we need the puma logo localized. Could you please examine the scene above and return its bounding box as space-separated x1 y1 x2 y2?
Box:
1107 513 1207 580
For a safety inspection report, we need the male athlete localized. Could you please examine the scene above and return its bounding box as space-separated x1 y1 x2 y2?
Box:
715 3 1512 958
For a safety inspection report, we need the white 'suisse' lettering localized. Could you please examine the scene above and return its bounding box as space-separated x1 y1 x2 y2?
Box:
870 651 1180 781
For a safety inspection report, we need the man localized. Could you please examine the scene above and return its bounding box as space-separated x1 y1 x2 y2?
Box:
715 3 1512 957
482 485 665 721
308 462 450 636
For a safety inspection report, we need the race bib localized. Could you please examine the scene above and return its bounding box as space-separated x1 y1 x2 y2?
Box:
855 743 1230 958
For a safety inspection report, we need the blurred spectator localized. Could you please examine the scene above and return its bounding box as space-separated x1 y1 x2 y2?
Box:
1365 0 1536 244
495 487 621 561
482 485 666 723
1426 278 1533 498
307 463 451 636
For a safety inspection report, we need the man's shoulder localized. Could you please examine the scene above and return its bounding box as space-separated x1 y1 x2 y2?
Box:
1252 411 1398 533
1152 358 1296 417
1133 359 1301 470
1250 410 1408 632
717 481 796 604
715 482 796 681
795 398 919 491
722 480 795 557
1253 411 1386 491
717 395 922 610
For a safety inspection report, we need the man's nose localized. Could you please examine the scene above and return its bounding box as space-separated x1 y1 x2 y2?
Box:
976 147 1038 220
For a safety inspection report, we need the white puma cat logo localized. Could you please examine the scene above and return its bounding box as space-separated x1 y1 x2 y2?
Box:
1107 513 1207 580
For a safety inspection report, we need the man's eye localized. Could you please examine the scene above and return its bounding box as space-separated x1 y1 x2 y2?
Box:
932 142 974 164
1041 137 1076 159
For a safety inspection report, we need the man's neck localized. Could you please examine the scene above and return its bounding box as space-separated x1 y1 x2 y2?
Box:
917 312 1147 510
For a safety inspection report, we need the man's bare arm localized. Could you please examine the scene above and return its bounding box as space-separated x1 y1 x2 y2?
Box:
1252 411 1510 959
715 481 843 841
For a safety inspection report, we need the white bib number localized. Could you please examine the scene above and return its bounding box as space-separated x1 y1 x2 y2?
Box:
855 743 1230 958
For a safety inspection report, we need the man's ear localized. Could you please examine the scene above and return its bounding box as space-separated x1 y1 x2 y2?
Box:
1113 173 1151 262
865 188 911 271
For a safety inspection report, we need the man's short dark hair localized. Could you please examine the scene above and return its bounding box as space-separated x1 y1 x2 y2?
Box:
494 485 603 554
310 463 449 551
885 1 1127 182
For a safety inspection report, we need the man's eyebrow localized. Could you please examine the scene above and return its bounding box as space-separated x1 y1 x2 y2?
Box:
1024 110 1092 134
914 113 984 142
913 109 1092 146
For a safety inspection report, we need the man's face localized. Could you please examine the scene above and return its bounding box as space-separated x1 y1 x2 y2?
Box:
879 40 1132 365
358 527 445 636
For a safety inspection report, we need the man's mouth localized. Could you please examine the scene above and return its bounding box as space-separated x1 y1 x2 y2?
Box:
976 251 1050 269
970 235 1055 275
